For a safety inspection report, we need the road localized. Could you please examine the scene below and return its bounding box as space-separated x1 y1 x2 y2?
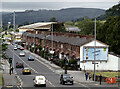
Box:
6 45 88 88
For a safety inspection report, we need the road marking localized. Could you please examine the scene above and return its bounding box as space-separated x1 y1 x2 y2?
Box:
8 47 55 87
24 50 90 88
8 48 38 74
25 50 57 73
46 80 55 87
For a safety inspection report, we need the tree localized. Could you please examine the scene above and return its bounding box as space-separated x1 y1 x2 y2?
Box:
16 29 19 32
97 16 120 54
76 18 94 35
49 17 57 22
64 21 73 26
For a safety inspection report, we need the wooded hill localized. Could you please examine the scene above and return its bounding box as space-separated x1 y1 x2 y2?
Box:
2 8 105 25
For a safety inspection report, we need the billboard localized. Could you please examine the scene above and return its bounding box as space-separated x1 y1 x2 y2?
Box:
83 47 108 61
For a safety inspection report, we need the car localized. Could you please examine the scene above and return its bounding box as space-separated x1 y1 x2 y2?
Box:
60 74 73 85
28 56 34 61
14 46 17 50
14 44 18 47
22 67 31 74
19 51 25 57
20 47 24 50
33 75 46 87
16 62 24 68
17 45 21 49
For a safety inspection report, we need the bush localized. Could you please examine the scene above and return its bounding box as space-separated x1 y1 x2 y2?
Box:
60 59 65 68
68 59 77 70
30 47 34 52
40 50 44 57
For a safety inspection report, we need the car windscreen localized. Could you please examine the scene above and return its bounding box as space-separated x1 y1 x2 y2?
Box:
24 68 30 70
63 76 71 79
36 76 45 80
29 56 34 59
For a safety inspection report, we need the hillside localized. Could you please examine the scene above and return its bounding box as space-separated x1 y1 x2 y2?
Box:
97 3 120 20
2 8 105 25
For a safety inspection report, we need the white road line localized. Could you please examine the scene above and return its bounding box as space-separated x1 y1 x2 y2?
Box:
35 58 55 72
24 51 91 88
46 80 55 87
9 48 38 74
25 50 90 88
8 47 55 87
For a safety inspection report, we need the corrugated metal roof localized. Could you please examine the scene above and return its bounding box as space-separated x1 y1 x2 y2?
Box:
19 22 57 29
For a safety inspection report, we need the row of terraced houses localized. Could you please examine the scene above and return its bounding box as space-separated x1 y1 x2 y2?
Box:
20 22 120 71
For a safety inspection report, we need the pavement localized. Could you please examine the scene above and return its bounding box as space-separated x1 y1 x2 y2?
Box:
1 59 22 88
2 45 118 88
24 49 119 87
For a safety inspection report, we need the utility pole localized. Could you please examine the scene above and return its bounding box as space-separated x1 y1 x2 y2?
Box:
0 3 3 87
93 17 96 81
12 11 15 87
51 24 53 63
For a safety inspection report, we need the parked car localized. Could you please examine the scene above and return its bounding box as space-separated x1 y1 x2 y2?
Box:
19 51 25 57
16 62 24 68
60 74 73 85
33 75 46 87
28 56 34 61
22 67 31 74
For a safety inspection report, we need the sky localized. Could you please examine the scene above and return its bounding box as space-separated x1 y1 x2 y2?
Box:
1 0 119 2
0 0 119 12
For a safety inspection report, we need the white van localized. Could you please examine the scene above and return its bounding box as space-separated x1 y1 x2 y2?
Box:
33 75 46 87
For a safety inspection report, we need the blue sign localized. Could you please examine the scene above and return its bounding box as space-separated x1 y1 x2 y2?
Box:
83 47 108 60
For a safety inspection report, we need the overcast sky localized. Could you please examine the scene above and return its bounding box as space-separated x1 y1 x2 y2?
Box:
1 0 119 2
0 0 119 12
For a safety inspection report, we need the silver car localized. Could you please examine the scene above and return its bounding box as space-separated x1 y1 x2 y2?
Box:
19 51 25 57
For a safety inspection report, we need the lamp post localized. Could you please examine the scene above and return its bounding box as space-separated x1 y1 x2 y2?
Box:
12 11 15 87
50 24 54 63
93 17 96 81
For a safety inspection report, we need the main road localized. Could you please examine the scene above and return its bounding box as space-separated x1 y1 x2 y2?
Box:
6 45 89 88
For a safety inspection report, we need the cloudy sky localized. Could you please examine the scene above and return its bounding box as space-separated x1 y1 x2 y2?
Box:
0 0 119 12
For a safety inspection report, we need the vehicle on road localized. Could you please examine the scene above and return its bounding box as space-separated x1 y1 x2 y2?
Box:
14 46 17 50
60 74 73 85
28 56 34 61
19 51 25 57
22 67 31 74
16 62 24 68
20 47 24 50
33 75 46 87
17 45 22 49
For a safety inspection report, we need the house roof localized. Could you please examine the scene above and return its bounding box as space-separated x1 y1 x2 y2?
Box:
23 32 94 46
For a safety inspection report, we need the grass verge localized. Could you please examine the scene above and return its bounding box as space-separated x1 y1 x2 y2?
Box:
0 72 4 85
88 72 119 78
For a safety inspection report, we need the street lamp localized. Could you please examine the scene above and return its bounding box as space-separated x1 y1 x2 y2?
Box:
12 11 15 87
93 17 96 81
50 23 54 63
